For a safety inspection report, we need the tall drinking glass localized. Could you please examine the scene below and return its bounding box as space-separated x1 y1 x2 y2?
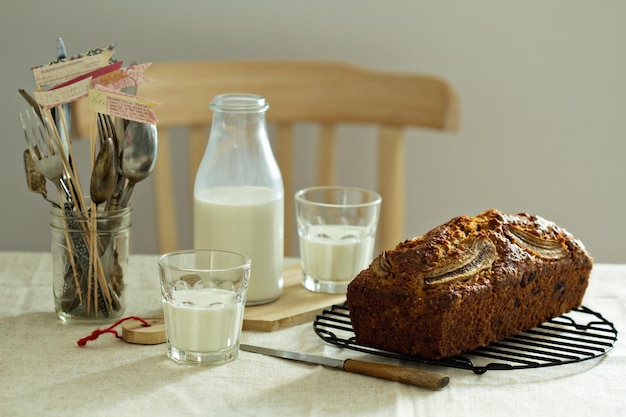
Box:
295 186 381 293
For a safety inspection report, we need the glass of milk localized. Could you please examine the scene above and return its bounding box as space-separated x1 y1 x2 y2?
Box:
158 249 251 365
295 186 382 293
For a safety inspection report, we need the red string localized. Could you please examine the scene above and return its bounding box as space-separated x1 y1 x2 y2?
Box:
77 316 152 347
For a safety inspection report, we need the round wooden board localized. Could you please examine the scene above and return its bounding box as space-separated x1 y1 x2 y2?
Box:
121 316 166 345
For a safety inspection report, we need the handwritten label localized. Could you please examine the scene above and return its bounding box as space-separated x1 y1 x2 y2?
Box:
96 70 128 87
32 61 123 109
88 86 160 124
102 63 155 91
34 78 92 108
32 51 114 88
108 98 158 124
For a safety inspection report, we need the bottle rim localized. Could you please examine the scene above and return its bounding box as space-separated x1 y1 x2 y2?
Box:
210 93 269 113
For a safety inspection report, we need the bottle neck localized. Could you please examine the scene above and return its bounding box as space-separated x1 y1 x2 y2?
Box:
210 93 270 148
195 93 282 193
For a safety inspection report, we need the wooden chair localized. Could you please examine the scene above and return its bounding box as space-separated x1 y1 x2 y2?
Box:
74 60 459 255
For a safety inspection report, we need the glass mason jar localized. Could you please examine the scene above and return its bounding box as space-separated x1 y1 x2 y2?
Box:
193 93 284 305
50 203 132 323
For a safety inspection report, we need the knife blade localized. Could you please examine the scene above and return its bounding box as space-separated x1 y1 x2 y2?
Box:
54 38 71 139
239 344 449 389
56 37 67 61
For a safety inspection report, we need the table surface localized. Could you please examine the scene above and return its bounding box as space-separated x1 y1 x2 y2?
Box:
0 251 623 417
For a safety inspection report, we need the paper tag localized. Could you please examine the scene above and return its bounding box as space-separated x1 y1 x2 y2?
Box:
32 49 115 88
88 85 160 124
33 78 93 109
29 43 160 125
98 63 155 91
33 61 123 109
120 62 153 79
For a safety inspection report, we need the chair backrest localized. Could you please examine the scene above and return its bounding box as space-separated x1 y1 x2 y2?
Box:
73 60 459 255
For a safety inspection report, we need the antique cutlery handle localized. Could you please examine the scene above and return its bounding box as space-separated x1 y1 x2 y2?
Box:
63 204 109 317
343 359 449 389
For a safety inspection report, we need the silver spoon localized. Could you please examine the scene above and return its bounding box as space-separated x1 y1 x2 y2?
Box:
118 121 158 207
89 137 117 207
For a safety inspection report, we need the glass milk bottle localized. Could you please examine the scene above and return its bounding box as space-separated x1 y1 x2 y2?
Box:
194 94 284 305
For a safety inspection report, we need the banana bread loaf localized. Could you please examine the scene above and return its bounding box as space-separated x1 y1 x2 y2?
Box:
346 209 593 360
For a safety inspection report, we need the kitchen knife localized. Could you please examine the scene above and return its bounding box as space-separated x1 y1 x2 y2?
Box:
54 38 71 138
239 344 449 389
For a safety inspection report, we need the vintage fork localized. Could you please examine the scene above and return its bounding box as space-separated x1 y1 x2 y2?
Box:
20 108 72 206
97 113 117 146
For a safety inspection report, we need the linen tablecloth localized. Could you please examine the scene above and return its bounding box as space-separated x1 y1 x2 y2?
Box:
0 252 623 416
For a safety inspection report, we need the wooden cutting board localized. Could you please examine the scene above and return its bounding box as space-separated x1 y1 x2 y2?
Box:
242 265 346 332
122 265 346 344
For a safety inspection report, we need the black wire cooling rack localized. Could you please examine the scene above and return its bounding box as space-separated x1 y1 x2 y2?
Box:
313 304 618 374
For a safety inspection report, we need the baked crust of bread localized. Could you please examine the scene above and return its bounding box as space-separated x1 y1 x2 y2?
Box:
346 209 593 360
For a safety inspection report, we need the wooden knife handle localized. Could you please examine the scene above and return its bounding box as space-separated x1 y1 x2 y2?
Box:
343 359 449 389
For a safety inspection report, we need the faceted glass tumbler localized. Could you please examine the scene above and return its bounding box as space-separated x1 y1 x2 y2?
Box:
295 186 381 294
158 249 251 366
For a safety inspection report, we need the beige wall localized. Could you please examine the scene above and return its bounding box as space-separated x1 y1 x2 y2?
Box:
2 1 625 262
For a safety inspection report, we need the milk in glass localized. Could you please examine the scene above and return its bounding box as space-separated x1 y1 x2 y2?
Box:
300 224 375 282
163 288 243 352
